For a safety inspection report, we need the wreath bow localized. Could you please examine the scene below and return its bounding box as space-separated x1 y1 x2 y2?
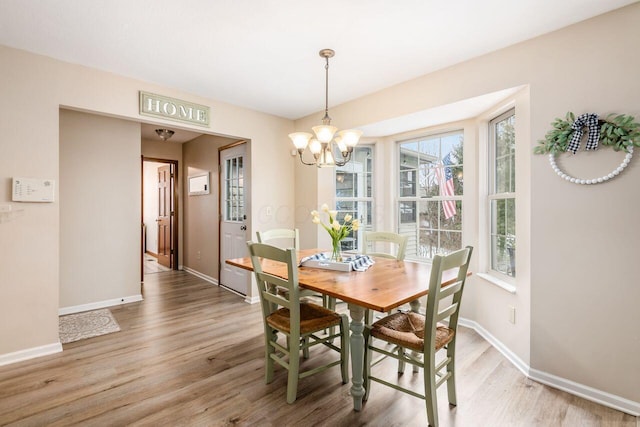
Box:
566 113 600 154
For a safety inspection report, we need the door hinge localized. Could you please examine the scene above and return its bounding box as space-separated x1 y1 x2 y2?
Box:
170 211 175 216
170 249 174 254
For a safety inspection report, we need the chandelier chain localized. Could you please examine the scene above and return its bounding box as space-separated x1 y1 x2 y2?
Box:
323 55 331 124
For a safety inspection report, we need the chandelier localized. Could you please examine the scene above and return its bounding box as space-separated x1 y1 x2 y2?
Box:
289 49 362 167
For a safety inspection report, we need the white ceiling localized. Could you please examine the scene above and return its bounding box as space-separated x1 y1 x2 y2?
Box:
0 0 634 134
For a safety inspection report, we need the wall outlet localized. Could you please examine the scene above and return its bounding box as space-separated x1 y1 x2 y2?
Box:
509 306 516 324
197 251 201 260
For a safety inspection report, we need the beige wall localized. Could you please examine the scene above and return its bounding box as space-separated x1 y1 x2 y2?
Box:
59 109 141 309
293 4 639 404
182 135 235 279
0 43 293 359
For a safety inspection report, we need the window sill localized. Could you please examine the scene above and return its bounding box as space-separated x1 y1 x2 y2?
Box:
476 273 516 294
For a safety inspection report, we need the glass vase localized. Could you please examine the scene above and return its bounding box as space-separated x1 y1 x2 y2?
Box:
330 236 343 262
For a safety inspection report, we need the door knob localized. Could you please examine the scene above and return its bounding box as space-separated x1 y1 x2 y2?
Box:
240 225 247 231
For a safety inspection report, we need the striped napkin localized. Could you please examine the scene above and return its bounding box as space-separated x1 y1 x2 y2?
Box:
299 252 375 272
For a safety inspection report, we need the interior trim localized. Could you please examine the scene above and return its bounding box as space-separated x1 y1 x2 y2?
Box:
0 342 62 367
58 295 143 316
182 267 218 286
459 317 639 416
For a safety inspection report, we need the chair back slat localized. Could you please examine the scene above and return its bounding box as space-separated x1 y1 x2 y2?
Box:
256 228 300 251
437 303 459 322
438 280 463 300
363 231 408 261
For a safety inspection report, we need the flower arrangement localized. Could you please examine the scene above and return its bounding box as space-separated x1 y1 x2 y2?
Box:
311 204 360 261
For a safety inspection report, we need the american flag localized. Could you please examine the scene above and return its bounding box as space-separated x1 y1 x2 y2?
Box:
437 152 457 219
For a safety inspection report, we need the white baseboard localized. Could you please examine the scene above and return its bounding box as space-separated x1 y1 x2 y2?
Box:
182 266 218 285
182 267 259 304
244 295 259 304
528 367 640 417
0 342 62 367
458 318 530 377
58 294 143 316
459 317 639 417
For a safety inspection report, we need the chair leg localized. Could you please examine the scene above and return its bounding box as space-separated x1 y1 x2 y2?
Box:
265 327 276 384
365 309 374 325
302 337 310 359
286 335 301 404
446 344 457 406
424 351 439 427
397 346 405 374
339 315 350 384
327 297 337 338
363 327 371 401
412 351 422 373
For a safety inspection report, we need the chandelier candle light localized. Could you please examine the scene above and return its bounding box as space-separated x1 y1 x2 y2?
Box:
290 49 362 167
311 204 360 262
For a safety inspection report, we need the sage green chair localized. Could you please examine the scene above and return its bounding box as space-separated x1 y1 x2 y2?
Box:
257 228 327 308
256 228 300 251
247 241 349 404
362 231 408 261
360 231 409 323
363 246 473 427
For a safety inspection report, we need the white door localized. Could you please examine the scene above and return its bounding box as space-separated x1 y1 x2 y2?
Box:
219 143 249 295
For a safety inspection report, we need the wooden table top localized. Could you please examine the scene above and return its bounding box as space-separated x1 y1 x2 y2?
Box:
226 248 458 313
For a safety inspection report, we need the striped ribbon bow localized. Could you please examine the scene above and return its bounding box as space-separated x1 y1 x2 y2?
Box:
566 113 600 154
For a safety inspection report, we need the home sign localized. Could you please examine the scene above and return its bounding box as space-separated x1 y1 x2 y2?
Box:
139 91 210 127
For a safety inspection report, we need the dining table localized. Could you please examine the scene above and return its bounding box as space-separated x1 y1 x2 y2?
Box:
226 248 461 411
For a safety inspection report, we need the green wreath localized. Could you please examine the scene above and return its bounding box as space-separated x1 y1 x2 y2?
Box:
534 112 640 155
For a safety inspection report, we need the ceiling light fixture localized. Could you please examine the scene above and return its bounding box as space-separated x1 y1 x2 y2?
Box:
155 128 175 141
289 49 362 168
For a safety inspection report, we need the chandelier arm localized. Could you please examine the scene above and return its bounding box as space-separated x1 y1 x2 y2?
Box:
297 151 319 166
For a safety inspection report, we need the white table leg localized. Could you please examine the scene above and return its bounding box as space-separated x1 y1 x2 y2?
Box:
347 303 366 411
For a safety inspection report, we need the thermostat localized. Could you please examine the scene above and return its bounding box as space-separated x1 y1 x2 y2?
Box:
12 177 55 202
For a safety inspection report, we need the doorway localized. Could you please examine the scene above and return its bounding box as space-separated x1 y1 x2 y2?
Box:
142 157 178 277
218 142 250 295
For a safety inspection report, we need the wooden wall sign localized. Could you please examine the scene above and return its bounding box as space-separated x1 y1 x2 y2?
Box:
139 91 210 127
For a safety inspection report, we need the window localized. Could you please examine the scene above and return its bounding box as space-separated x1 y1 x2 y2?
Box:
224 156 244 222
488 109 516 277
335 145 373 252
397 131 463 261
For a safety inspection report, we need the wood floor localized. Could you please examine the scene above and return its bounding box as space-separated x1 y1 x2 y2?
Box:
0 271 635 427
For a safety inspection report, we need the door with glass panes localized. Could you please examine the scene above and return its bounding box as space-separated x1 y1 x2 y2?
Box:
219 143 249 295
